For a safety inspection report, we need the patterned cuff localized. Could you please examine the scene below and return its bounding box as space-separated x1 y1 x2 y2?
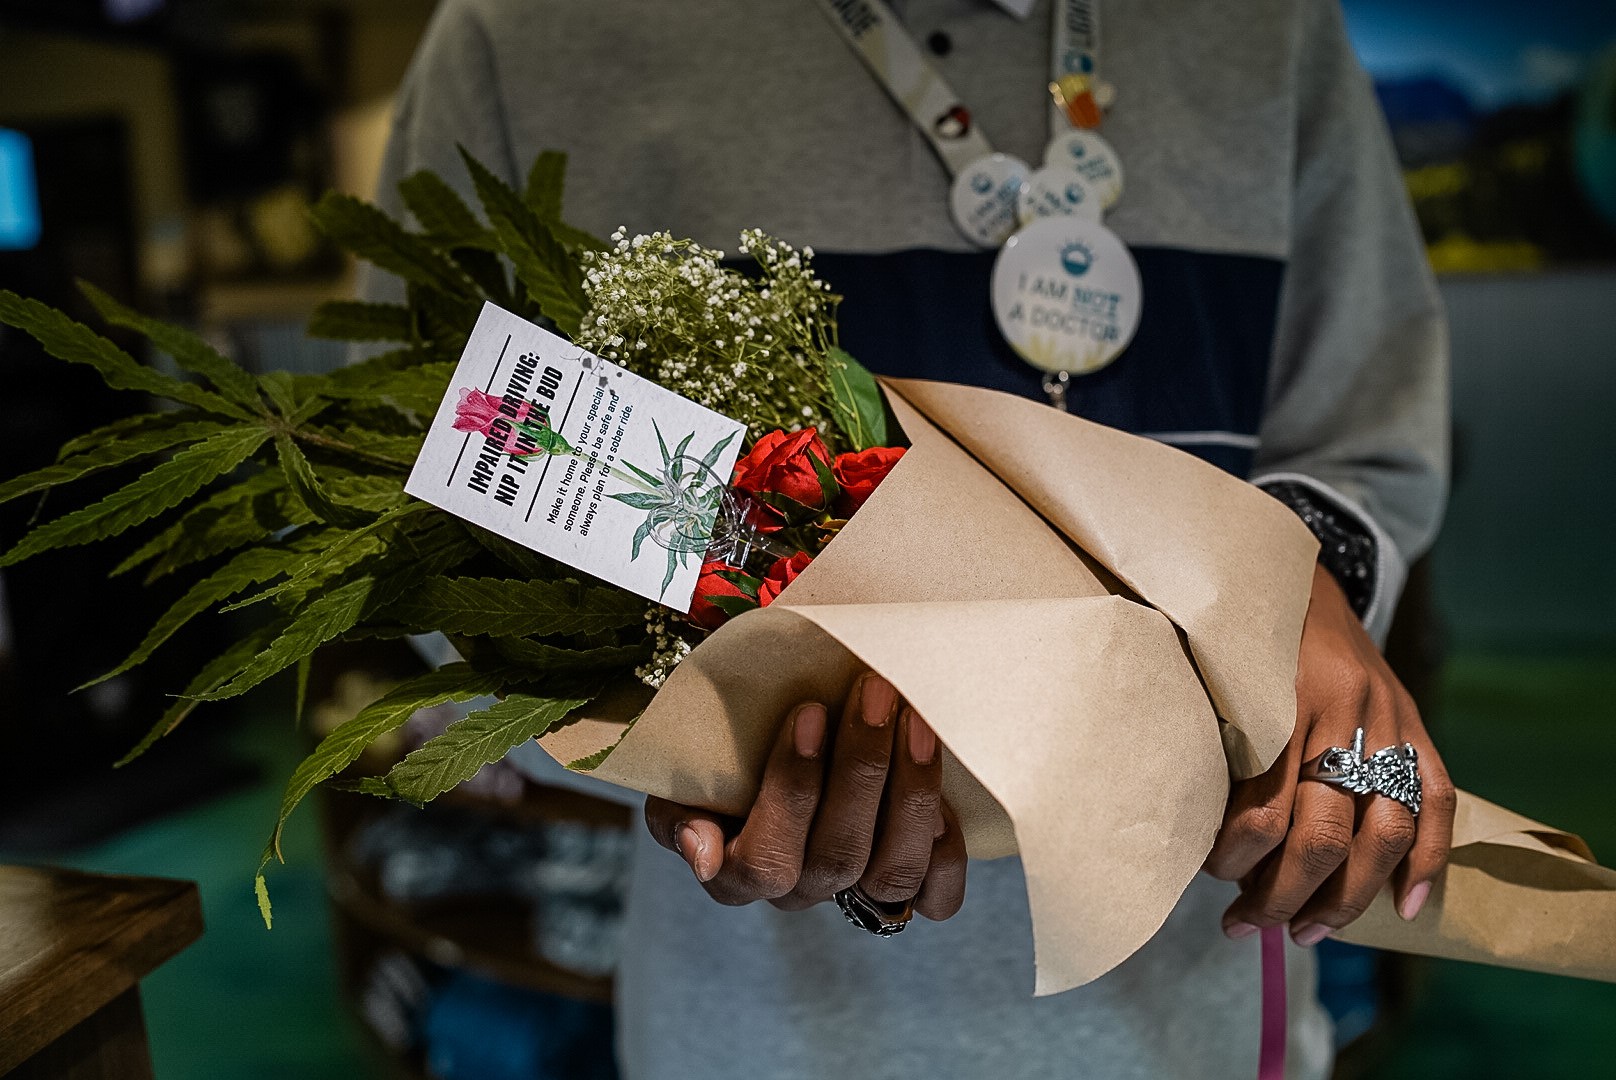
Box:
1258 479 1377 619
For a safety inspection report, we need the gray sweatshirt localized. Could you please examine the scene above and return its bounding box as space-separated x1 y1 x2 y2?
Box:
368 1 1449 1076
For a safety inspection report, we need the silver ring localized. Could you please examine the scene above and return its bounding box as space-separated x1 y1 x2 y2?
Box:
1302 727 1422 816
834 885 913 937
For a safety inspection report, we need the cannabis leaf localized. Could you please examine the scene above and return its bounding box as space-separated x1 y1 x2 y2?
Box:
459 148 587 335
0 419 233 507
0 426 271 568
355 689 596 805
380 575 647 638
275 435 383 529
0 290 255 420
308 191 476 300
78 281 266 413
307 300 415 343
255 662 511 926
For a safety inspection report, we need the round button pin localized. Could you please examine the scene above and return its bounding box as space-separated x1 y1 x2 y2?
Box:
990 216 1142 375
1043 129 1124 209
1016 164 1103 226
948 153 1031 249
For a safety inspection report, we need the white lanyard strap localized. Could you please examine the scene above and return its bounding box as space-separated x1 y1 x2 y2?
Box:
811 0 994 176
1050 0 1100 130
811 0 1103 176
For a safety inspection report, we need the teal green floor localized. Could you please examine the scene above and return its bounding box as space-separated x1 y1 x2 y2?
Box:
11 651 1616 1078
16 715 385 1080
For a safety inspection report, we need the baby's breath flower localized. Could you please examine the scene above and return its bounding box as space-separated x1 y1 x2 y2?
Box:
574 227 845 447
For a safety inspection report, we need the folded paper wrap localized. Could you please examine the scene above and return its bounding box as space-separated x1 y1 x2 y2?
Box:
537 377 1616 994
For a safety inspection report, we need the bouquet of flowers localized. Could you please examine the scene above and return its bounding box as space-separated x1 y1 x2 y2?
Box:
3 150 1613 996
0 149 900 921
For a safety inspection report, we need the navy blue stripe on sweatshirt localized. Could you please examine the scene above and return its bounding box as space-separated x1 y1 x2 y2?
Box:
814 247 1284 478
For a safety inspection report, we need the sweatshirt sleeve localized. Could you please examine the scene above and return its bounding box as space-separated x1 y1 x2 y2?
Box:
1251 0 1450 645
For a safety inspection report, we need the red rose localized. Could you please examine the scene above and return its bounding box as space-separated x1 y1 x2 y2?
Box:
832 445 906 514
688 560 751 630
757 551 813 607
731 428 833 511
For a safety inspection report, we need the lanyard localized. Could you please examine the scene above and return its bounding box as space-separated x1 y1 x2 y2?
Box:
812 0 1102 177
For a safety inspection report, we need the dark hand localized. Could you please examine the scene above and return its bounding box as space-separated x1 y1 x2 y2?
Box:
644 673 967 920
1205 564 1456 945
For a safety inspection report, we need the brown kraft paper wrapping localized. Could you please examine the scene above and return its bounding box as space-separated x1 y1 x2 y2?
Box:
536 378 1616 993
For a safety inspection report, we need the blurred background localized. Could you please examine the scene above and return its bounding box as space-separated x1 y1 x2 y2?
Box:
0 1 1612 1078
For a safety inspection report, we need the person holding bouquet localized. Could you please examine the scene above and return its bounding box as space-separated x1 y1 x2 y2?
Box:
365 1 1454 1076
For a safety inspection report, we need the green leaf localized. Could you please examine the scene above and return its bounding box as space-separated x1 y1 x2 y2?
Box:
407 281 482 362
308 191 474 299
324 470 412 510
307 300 415 343
77 281 266 413
458 148 586 335
203 517 479 700
715 568 761 598
448 246 515 309
200 576 381 702
258 662 508 875
523 151 606 252
524 151 566 222
369 690 595 804
257 371 300 417
566 736 628 772
0 290 255 420
380 576 645 638
228 501 431 610
88 543 310 688
56 411 201 461
1 426 271 568
0 419 231 507
318 358 455 417
826 346 889 452
810 447 839 507
398 169 493 247
116 619 289 768
255 875 273 929
294 654 311 730
275 435 382 528
322 347 429 392
116 471 306 581
488 637 647 671
465 526 555 579
706 594 760 618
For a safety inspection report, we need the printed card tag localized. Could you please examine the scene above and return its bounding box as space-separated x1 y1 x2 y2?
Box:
405 303 747 610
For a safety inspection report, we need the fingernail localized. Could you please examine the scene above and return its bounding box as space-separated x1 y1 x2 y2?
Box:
907 712 936 764
860 674 895 728
1291 923 1331 947
676 824 716 882
1223 921 1259 940
1399 880 1432 921
794 703 827 759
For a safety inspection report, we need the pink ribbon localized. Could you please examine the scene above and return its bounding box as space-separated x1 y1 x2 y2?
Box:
1258 925 1287 1080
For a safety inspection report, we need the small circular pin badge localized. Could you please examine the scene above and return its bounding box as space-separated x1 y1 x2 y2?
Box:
948 153 1032 249
1016 164 1104 227
1043 130 1124 209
